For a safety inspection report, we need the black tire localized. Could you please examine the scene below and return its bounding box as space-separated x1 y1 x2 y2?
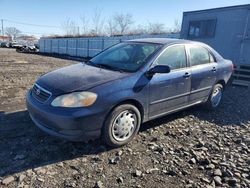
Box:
102 104 141 147
204 83 223 110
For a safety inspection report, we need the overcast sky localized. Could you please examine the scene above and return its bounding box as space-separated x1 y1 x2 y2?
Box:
0 0 249 37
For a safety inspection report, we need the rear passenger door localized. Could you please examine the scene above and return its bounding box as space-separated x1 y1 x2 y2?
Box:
187 44 218 103
148 44 191 118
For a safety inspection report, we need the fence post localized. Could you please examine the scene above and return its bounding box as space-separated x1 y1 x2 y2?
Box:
87 39 89 58
58 39 59 54
50 40 52 53
75 38 78 57
66 39 68 55
43 39 45 52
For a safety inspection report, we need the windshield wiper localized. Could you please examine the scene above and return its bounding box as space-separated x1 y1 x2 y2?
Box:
84 61 124 73
84 60 93 65
95 63 124 73
83 60 101 68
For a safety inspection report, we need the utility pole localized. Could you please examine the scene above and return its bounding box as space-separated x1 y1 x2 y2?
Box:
1 19 4 41
1 19 4 36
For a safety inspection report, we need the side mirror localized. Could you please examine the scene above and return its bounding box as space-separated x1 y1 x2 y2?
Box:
147 65 170 76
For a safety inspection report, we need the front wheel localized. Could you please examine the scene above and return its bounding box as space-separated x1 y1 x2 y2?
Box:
204 83 223 110
102 104 141 147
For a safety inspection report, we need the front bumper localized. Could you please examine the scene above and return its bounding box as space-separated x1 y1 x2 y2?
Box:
26 90 106 142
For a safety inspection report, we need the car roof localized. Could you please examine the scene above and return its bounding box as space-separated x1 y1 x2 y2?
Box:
128 38 195 45
127 38 223 60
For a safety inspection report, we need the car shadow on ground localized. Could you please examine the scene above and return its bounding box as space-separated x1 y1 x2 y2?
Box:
0 86 249 177
142 86 250 132
0 110 108 177
0 110 184 177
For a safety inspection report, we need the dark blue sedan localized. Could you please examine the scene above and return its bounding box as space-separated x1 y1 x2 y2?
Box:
26 38 233 147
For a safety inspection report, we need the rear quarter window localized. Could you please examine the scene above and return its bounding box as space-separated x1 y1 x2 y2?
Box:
189 45 213 66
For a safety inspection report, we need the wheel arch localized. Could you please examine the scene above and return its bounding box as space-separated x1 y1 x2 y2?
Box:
107 99 145 123
216 80 226 89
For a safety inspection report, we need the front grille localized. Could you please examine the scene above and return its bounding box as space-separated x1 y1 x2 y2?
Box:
31 84 52 103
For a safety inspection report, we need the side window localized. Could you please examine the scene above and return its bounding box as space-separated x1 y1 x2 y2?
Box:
189 46 211 66
155 45 186 70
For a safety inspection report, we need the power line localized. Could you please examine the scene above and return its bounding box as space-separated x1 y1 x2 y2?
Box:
3 19 62 28
1 19 77 37
1 19 64 36
21 31 55 35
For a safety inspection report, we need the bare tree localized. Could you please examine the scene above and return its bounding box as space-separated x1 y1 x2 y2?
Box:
5 27 21 41
91 8 105 35
106 17 117 36
172 19 181 33
80 15 89 35
61 18 78 36
147 22 165 34
113 13 133 35
130 24 147 35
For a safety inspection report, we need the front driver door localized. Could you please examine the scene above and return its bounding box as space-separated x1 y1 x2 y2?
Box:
148 44 191 119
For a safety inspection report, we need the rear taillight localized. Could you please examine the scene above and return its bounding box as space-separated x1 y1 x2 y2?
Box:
232 64 236 71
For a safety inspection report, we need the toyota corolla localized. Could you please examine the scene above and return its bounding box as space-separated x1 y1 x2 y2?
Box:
26 38 233 147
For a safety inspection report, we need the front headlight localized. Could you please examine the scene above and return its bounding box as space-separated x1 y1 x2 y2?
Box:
51 92 97 107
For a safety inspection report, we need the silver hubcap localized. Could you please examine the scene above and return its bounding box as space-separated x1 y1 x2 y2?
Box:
211 87 222 107
111 110 137 142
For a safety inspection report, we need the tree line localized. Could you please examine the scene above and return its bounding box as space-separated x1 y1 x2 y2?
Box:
61 9 181 37
1 10 181 40
2 27 21 41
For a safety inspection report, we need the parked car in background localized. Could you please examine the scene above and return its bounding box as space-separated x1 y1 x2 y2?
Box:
34 43 39 49
16 45 39 53
26 38 233 147
0 42 9 48
9 42 23 48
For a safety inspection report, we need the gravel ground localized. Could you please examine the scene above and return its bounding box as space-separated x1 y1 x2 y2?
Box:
0 48 249 188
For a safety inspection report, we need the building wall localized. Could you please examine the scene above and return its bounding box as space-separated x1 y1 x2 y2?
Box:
39 33 180 58
181 5 250 65
0 35 11 41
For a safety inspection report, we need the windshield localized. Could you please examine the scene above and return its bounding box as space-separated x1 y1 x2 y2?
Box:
89 42 162 72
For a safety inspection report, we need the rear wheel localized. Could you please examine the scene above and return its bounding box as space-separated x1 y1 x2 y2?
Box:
204 83 223 110
102 104 141 147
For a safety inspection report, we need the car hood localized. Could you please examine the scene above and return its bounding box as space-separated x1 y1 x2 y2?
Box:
36 63 129 95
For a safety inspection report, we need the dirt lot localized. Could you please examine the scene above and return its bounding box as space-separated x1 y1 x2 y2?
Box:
0 48 249 188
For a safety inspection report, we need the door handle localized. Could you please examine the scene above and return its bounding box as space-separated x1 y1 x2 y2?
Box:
183 72 191 78
212 67 217 72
